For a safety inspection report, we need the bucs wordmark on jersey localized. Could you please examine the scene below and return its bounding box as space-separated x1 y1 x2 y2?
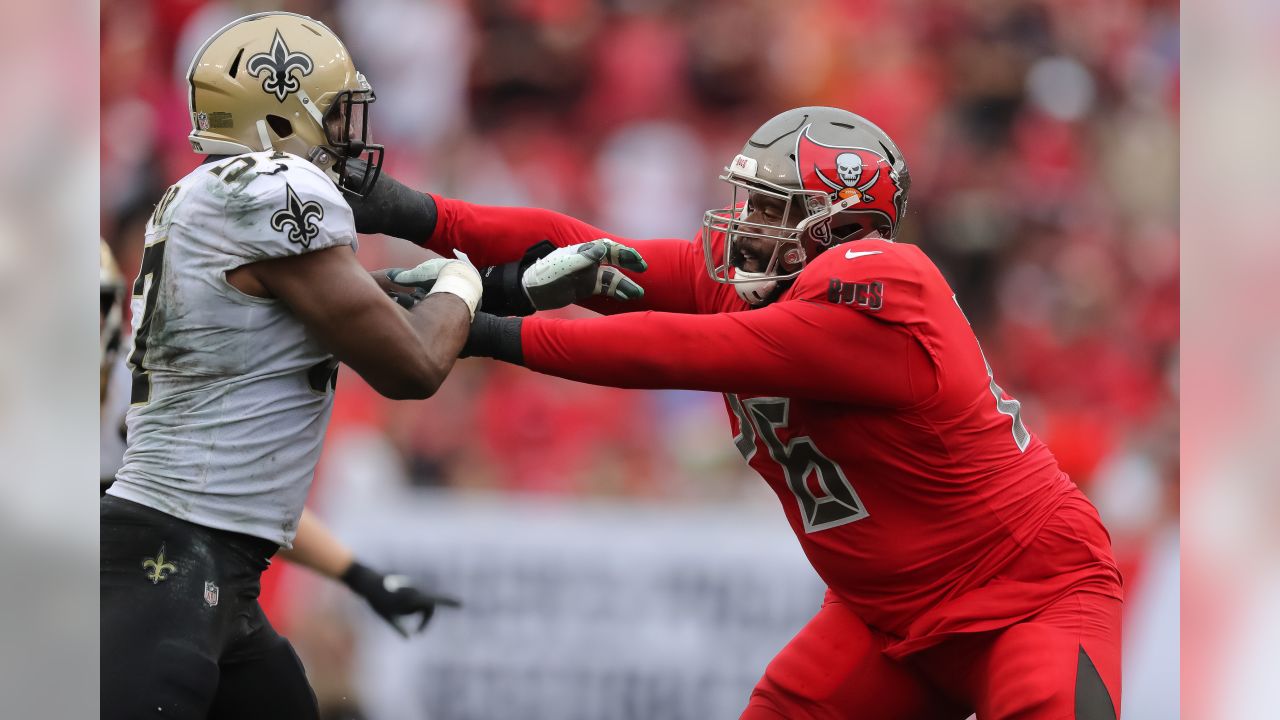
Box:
108 151 356 547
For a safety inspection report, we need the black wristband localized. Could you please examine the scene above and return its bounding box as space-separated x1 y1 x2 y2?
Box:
463 313 524 365
478 240 556 317
344 169 438 242
479 262 533 316
340 560 381 597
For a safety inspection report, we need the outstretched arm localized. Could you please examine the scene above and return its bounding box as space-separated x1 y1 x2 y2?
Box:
277 507 354 577
345 168 715 315
430 196 718 315
281 509 461 638
466 301 940 407
232 245 478 400
343 162 625 264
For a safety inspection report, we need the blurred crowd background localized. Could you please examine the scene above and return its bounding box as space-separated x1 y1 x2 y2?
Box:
100 0 1179 718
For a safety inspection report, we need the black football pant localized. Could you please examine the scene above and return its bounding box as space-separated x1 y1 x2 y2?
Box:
101 495 319 720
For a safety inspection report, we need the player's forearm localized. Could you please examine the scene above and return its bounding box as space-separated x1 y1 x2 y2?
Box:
519 314 767 393
466 311 799 396
350 175 701 316
346 168 605 263
429 196 606 267
468 302 935 406
402 292 472 394
345 170 439 241
323 292 470 401
279 508 355 579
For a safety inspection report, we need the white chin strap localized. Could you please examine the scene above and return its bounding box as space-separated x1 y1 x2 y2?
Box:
733 269 778 306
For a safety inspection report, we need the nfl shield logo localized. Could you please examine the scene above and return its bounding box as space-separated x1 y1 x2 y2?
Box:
203 581 219 607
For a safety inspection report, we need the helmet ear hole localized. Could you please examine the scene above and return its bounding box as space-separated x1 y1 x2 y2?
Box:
266 114 293 138
832 222 865 241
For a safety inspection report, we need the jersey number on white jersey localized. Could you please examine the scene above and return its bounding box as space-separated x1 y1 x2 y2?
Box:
127 184 179 405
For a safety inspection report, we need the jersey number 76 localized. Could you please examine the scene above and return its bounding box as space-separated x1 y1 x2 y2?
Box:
728 394 870 533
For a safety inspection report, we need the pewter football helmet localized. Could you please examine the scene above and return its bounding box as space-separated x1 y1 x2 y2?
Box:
703 107 910 304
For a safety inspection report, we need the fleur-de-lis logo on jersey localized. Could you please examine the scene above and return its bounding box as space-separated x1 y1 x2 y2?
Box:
142 543 177 584
246 30 314 102
271 183 325 247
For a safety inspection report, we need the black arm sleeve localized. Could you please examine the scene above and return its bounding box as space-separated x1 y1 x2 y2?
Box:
462 313 524 364
342 163 439 241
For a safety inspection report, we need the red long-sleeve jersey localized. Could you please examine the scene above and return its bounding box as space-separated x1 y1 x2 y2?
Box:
427 197 1122 654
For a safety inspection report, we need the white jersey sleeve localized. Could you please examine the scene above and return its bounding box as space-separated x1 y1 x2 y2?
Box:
202 151 357 265
109 151 356 547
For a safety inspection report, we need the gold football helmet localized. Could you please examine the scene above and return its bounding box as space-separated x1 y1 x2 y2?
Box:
100 239 125 406
186 12 383 195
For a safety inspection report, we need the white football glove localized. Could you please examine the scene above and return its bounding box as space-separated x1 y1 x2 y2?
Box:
521 239 647 311
388 256 483 319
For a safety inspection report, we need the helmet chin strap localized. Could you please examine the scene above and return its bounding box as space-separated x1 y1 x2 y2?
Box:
733 269 779 306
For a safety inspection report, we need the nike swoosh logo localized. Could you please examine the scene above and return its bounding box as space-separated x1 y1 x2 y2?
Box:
845 250 883 260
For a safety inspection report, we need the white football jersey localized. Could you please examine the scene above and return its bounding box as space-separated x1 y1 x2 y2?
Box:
108 151 357 547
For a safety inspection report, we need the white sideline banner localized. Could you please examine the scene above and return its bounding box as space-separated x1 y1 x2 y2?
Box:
336 492 826 720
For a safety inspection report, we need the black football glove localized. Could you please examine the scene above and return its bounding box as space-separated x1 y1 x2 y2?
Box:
340 561 461 638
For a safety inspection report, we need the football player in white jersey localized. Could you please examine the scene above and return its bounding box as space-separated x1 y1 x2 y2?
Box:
100 14 481 720
101 237 457 643
102 13 647 718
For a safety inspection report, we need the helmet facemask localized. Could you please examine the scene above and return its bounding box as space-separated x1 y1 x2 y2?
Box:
311 82 383 197
702 156 861 305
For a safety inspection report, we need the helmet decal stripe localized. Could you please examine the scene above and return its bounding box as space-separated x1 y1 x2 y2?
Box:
186 13 267 117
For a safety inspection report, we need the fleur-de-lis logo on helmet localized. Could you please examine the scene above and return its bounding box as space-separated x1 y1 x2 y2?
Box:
271 183 325 247
246 30 314 102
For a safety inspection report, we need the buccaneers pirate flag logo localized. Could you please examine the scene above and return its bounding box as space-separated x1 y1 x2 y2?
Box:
794 124 905 231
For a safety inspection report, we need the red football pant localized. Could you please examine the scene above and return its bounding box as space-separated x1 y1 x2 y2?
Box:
742 590 1121 720
741 592 960 720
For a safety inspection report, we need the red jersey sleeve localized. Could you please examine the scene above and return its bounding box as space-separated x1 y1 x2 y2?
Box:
520 296 938 406
428 196 723 315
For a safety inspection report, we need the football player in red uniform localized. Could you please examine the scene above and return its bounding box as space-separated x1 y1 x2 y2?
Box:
352 106 1124 719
